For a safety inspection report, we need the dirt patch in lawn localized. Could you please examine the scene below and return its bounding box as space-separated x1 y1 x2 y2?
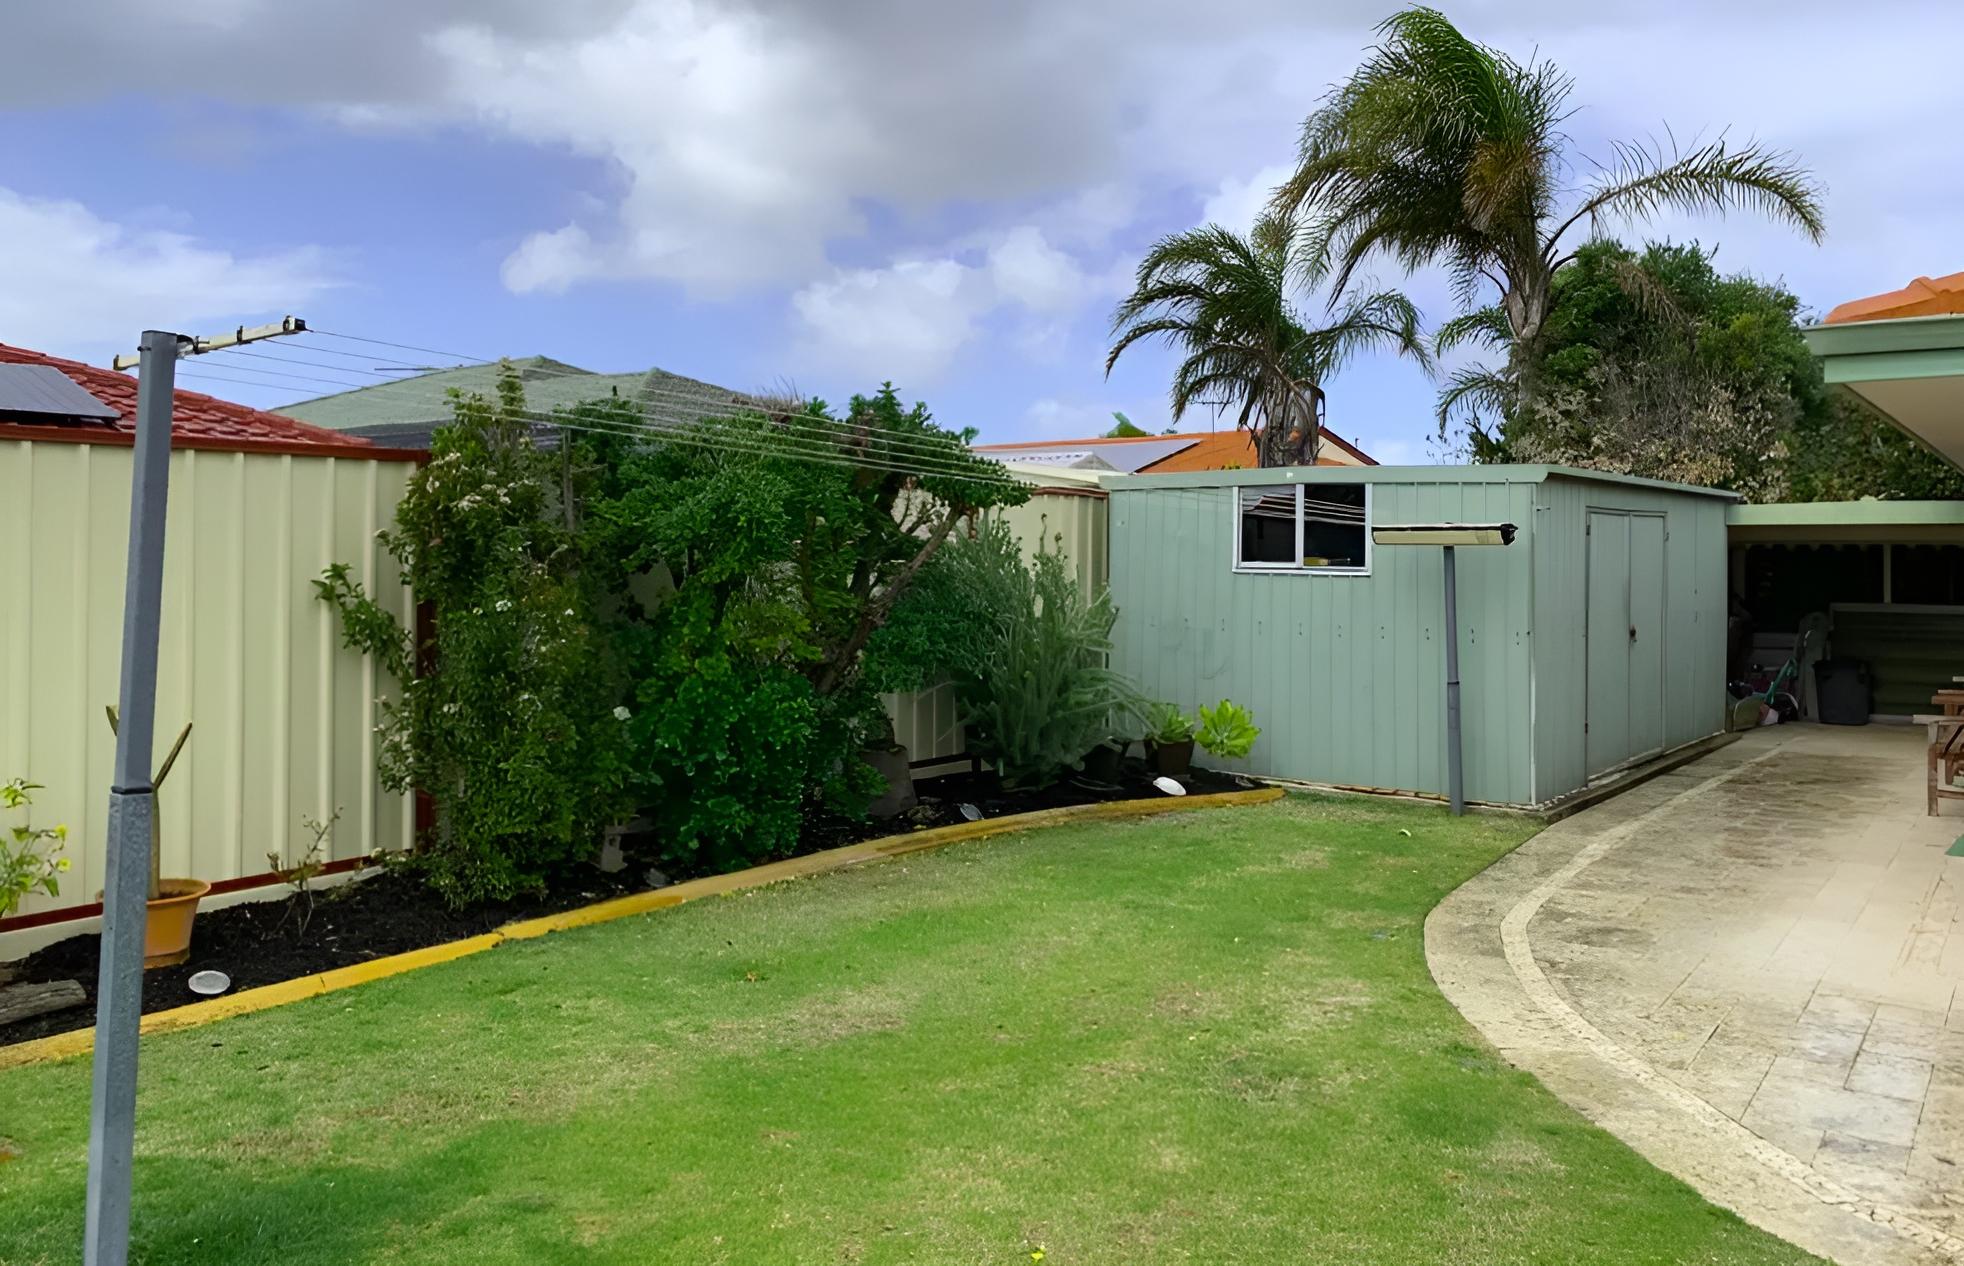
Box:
1 760 1252 1050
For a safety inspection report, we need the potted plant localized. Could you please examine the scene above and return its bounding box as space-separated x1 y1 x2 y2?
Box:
1196 699 1261 764
105 708 204 969
1145 702 1196 776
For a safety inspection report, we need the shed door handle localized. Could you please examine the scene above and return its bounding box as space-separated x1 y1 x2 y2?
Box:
1629 625 1638 642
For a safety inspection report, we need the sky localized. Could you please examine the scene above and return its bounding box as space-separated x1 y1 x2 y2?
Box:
1 1 1960 463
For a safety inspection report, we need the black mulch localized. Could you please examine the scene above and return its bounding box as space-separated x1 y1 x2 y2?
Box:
0 759 1253 1048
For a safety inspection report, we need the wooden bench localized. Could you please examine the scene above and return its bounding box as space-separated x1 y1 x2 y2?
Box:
1918 711 1964 816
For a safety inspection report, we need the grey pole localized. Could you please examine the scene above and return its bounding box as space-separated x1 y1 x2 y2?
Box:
1443 544 1464 816
84 329 179 1266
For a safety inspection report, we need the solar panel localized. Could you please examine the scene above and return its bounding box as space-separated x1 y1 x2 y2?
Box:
0 364 120 421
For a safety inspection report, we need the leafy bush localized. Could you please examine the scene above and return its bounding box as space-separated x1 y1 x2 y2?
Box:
1196 700 1261 761
576 385 1024 874
1146 702 1196 745
2 779 68 919
321 373 1025 897
318 372 630 906
937 522 1142 788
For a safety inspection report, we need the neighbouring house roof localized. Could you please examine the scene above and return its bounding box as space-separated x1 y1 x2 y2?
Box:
0 343 385 456
1824 271 1964 324
973 428 1376 474
277 356 753 448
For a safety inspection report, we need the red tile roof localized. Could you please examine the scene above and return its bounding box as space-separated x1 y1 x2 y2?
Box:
0 342 393 457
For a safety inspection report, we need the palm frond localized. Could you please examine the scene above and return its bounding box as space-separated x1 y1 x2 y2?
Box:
1554 136 1825 250
1436 364 1511 436
1433 305 1510 356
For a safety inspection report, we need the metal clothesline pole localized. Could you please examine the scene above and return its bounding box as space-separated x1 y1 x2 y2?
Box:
85 316 308 1266
83 329 176 1266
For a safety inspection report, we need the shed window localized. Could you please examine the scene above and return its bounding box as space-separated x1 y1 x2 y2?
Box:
1233 483 1371 574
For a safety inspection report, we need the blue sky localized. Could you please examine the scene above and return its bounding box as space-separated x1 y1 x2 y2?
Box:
2 1 1960 463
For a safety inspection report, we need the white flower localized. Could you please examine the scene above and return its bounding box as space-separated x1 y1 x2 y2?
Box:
563 609 575 617
613 706 632 721
493 599 512 613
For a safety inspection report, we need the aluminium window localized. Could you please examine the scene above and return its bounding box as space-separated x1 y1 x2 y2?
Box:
1233 482 1371 574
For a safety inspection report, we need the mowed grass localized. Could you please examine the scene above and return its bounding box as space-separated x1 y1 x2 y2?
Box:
0 796 1816 1265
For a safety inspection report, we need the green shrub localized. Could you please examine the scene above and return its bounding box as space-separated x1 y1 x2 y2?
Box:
1 779 68 919
939 523 1143 788
1196 699 1261 762
317 370 630 906
578 386 1021 872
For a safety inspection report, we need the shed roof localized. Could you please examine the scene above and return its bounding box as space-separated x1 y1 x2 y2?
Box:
1112 462 1738 499
0 343 388 456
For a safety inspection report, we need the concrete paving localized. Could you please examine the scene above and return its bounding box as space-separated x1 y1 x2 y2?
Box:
1430 724 1964 1265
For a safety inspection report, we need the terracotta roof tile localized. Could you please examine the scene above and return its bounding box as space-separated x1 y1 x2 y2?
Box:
0 342 380 453
1824 271 1964 324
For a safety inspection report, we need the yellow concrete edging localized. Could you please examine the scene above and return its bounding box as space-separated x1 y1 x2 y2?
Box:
0 785 1283 1072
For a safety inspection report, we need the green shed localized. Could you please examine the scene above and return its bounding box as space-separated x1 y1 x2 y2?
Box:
1108 465 1736 807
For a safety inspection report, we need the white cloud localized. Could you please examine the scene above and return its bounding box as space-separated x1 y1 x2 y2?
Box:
791 224 1115 381
1199 163 1292 232
1023 398 1126 438
791 257 986 383
987 227 1089 312
0 187 335 358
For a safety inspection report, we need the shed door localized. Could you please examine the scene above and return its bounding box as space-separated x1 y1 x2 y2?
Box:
1626 515 1667 762
1586 513 1632 776
1586 511 1668 777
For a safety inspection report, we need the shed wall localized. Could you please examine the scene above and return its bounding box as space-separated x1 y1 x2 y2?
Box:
1109 476 1538 803
1530 476 1729 799
1 441 415 920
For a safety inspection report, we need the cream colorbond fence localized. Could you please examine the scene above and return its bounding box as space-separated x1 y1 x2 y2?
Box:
0 445 1107 928
2 439 417 925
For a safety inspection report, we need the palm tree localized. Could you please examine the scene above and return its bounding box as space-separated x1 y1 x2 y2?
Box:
1107 212 1431 467
1273 6 1824 450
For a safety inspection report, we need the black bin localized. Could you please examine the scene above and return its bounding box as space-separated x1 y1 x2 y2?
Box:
1814 658 1873 726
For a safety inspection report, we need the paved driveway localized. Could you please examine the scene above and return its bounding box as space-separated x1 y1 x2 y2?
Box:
1431 725 1964 1265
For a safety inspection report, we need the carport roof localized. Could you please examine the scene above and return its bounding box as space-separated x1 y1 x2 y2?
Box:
1727 498 1964 543
1803 309 1964 473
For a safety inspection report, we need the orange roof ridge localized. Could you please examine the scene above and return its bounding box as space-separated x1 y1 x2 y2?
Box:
1824 270 1964 324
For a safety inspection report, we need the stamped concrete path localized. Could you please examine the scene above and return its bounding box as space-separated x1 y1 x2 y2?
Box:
1430 725 1964 1265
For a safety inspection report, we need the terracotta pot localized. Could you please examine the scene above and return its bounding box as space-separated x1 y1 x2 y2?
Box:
1148 739 1194 776
144 879 210 970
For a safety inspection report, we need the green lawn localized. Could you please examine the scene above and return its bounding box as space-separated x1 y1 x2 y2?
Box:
0 796 1816 1265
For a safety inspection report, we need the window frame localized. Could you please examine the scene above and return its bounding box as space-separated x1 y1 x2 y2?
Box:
1229 482 1373 577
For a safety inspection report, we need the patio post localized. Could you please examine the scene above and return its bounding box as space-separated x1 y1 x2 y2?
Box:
84 329 178 1266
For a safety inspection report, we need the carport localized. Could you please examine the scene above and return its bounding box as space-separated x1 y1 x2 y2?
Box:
1728 500 1964 719
1793 274 1964 720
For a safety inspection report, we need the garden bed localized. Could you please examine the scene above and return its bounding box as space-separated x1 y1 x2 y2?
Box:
0 759 1249 1048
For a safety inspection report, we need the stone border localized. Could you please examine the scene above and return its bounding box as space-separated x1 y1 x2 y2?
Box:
0 787 1284 1073
1427 743 1962 1266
